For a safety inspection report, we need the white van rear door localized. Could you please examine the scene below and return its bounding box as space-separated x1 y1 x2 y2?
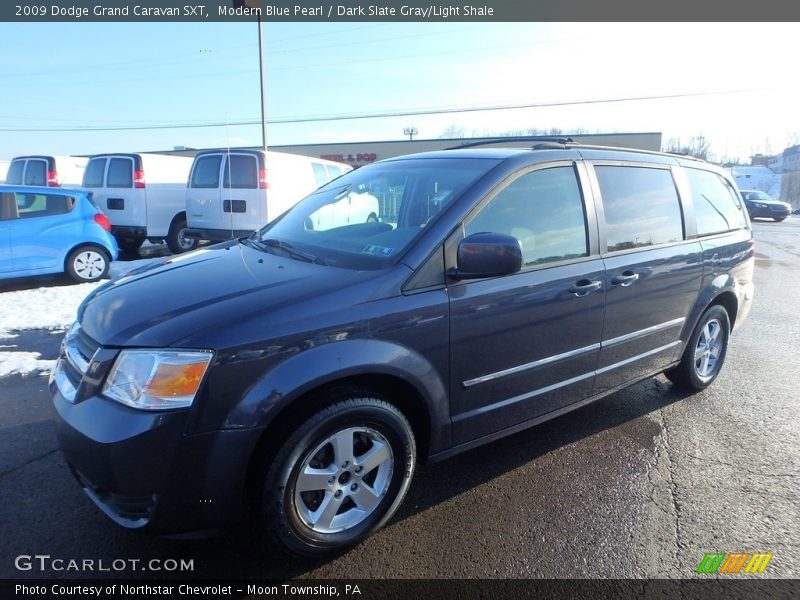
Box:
187 154 224 231
102 156 147 228
222 153 264 232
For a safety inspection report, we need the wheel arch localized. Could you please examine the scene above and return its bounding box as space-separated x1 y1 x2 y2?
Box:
231 340 448 505
62 241 111 274
169 210 187 230
680 275 740 344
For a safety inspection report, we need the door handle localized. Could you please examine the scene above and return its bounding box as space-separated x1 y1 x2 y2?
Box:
569 279 602 296
610 271 640 287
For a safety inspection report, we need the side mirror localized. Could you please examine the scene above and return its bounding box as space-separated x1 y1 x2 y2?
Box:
449 232 523 280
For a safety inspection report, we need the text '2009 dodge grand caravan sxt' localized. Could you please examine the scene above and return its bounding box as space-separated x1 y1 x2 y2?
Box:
51 144 754 557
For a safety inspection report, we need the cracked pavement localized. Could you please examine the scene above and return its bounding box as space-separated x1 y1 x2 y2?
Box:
0 219 798 579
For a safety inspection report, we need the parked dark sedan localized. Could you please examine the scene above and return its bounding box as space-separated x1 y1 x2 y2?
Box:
739 189 792 221
51 145 754 557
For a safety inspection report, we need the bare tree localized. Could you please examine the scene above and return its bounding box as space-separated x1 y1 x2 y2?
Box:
440 124 467 139
664 135 711 160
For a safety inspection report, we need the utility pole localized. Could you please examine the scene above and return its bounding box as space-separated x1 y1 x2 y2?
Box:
236 1 267 150
403 127 418 141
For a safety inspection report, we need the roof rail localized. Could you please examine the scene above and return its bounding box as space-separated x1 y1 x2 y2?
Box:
446 136 575 150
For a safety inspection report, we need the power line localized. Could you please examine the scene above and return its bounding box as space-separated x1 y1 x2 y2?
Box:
0 89 751 132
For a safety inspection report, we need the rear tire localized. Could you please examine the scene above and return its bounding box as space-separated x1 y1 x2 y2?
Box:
116 236 145 253
665 305 730 390
258 396 416 557
66 246 109 283
166 216 198 254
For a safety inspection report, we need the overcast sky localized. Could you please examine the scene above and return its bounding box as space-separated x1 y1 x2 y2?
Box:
1 22 798 162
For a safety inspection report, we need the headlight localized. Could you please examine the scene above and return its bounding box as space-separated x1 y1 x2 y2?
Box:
102 350 213 411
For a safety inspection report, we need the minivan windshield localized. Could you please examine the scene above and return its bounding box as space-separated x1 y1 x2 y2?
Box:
255 157 499 269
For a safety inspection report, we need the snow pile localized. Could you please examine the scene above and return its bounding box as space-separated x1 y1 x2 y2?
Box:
0 257 163 377
731 166 782 198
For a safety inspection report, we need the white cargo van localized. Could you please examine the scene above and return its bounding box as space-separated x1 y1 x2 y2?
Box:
0 160 9 183
185 149 352 241
82 153 196 253
6 155 87 187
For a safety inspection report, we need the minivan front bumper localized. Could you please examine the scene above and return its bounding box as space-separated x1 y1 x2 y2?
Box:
748 203 791 219
51 382 257 533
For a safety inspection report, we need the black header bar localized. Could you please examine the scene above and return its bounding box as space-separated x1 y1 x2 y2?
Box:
4 0 800 22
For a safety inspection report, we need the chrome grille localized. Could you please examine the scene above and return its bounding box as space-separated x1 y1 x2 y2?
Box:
54 324 100 403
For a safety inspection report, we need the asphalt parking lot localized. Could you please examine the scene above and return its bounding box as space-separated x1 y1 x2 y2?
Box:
0 220 798 580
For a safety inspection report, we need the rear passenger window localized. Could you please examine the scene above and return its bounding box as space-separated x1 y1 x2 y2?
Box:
15 193 74 218
684 168 747 235
223 155 257 189
312 163 328 187
24 160 47 186
6 161 24 185
595 166 684 252
191 156 222 188
466 166 588 266
107 158 133 188
83 159 106 188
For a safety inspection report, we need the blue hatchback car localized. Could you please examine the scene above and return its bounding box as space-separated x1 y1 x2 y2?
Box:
0 185 118 283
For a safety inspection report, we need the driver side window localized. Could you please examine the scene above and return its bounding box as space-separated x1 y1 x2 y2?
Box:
465 165 588 266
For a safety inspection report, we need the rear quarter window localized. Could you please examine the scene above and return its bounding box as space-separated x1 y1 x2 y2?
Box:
685 168 747 236
595 165 684 252
16 193 75 218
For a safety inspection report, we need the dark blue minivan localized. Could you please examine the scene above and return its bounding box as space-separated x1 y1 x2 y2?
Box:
51 145 754 556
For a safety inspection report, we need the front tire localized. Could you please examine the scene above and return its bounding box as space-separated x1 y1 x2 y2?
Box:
259 396 416 557
166 216 198 254
665 305 730 390
774 217 786 222
66 246 109 283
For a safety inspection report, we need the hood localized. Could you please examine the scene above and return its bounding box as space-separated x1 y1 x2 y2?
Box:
78 240 372 347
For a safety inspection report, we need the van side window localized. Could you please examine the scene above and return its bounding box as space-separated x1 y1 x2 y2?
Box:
6 161 24 185
684 168 746 236
107 158 133 188
83 159 107 188
595 166 684 252
24 160 47 186
223 155 257 189
312 163 328 187
466 166 588 266
191 156 222 188
15 193 74 218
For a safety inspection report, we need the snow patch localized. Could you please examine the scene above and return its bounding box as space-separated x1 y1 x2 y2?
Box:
0 351 55 377
0 257 163 337
731 166 782 198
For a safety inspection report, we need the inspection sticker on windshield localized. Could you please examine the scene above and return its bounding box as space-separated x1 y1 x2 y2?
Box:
361 245 394 256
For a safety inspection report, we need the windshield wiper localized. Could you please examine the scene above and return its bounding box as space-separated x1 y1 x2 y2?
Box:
248 237 322 264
